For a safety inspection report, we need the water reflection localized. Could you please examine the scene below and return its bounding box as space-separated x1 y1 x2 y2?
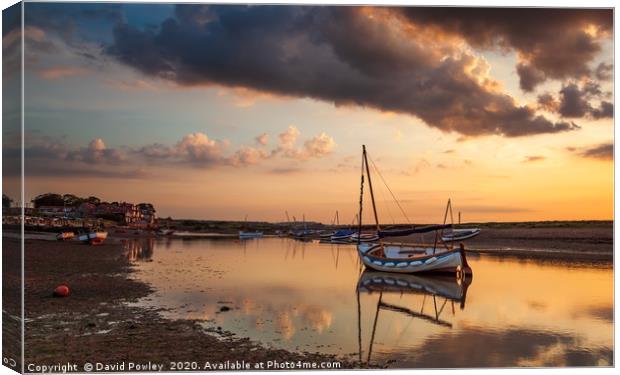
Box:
123 238 155 262
123 238 613 367
356 271 471 365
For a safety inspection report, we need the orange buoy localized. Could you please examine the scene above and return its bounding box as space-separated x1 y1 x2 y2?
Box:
53 284 70 297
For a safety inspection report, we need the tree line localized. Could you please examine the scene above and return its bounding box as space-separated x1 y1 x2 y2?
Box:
2 193 155 212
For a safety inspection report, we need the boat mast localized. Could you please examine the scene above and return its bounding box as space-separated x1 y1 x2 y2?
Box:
356 148 365 244
363 145 381 232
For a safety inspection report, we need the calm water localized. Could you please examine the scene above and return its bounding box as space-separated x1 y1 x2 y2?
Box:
125 237 613 368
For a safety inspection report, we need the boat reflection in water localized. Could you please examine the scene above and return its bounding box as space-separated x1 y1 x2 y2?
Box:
356 270 471 365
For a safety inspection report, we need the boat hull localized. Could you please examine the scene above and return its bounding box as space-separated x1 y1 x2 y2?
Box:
358 244 471 275
56 232 75 241
239 231 263 239
330 235 352 242
441 228 481 242
78 231 108 245
350 233 380 243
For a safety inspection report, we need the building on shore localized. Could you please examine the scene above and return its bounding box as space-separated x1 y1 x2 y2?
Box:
3 200 159 229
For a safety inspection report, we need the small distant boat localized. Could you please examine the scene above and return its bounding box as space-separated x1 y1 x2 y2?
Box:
319 210 341 239
350 232 380 243
158 228 175 236
442 228 481 242
330 228 355 242
239 231 263 239
293 229 315 241
78 231 108 245
56 231 75 241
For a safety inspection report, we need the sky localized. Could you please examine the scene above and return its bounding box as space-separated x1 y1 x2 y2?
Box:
2 2 614 223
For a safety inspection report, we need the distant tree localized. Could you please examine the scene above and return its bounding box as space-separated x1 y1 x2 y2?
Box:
86 196 101 205
32 193 64 208
62 194 84 207
138 203 154 210
2 194 13 208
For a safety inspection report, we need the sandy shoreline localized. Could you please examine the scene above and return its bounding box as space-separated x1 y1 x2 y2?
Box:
3 237 359 371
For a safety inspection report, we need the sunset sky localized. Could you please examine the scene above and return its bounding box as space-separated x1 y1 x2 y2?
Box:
2 2 614 223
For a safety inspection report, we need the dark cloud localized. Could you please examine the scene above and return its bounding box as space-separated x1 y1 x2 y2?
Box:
571 142 613 161
558 82 613 119
537 93 559 113
395 8 612 90
106 5 578 138
516 63 546 92
594 62 613 81
2 2 21 37
559 84 592 118
590 101 613 119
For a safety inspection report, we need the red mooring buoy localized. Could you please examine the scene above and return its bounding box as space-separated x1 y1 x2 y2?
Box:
53 284 70 297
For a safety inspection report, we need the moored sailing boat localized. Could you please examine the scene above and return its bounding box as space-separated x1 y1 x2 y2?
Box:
355 145 472 276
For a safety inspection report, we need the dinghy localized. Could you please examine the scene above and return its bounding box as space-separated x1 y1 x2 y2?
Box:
442 228 481 242
158 228 175 236
330 228 355 242
239 231 263 239
358 242 470 275
78 230 108 245
239 214 263 239
319 210 341 239
355 145 472 276
56 231 75 241
350 232 380 243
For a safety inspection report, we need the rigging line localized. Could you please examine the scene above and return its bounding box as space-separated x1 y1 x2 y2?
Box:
371 164 396 225
368 155 411 225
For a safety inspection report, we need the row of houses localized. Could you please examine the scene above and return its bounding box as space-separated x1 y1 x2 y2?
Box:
10 202 158 228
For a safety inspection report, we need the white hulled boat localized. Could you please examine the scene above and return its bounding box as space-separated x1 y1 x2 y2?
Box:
354 145 472 276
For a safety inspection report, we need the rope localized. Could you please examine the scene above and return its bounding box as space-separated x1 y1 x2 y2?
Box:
368 155 411 224
371 167 396 224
